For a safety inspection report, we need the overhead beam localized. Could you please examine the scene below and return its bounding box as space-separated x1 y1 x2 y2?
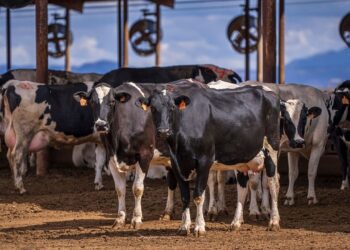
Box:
262 0 276 83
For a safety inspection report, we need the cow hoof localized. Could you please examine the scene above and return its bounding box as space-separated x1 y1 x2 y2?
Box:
340 182 349 190
19 188 27 195
208 212 217 222
194 228 206 237
159 211 174 221
284 198 294 206
177 227 191 236
230 223 241 231
307 197 318 205
131 221 142 230
94 183 104 191
268 221 280 231
218 209 229 216
112 215 126 229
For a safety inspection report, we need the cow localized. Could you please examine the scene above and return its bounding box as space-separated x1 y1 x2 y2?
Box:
240 82 328 206
137 81 281 235
328 80 350 189
98 64 241 86
2 80 102 194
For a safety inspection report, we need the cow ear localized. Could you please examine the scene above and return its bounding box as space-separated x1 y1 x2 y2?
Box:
307 107 322 119
73 91 90 107
135 96 150 111
174 95 191 110
114 92 131 103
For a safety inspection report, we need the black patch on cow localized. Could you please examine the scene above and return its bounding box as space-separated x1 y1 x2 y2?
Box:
45 118 52 126
264 150 276 177
237 171 249 188
39 114 44 120
6 85 22 112
167 169 177 190
34 83 94 137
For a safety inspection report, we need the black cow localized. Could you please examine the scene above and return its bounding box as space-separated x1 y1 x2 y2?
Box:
3 80 100 193
138 81 281 235
98 64 241 86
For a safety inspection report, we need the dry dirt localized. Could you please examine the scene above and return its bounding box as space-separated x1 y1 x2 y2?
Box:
0 165 350 249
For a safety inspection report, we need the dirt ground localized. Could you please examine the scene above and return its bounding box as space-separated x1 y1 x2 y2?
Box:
0 165 350 249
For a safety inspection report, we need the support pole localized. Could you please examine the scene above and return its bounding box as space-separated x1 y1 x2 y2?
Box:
155 4 161 66
123 0 129 67
36 0 49 176
262 0 276 83
244 0 250 81
278 0 285 84
118 0 123 68
65 8 71 71
257 0 263 82
6 8 11 70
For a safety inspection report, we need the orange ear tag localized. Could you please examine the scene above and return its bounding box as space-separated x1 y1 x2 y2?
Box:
80 98 88 107
141 103 149 111
178 100 186 110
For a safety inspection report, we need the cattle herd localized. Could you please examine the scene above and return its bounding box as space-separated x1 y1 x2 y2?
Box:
0 65 349 237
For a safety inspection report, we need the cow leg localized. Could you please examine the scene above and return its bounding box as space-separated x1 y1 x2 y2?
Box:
217 170 228 216
231 171 248 231
248 173 261 221
333 135 349 190
109 156 127 229
94 144 106 190
160 168 177 221
131 162 146 229
307 145 324 205
260 169 270 220
265 149 280 231
10 144 29 194
177 180 191 236
207 169 218 221
284 152 300 206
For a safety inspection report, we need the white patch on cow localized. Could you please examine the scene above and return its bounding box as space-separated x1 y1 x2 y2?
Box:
341 175 349 190
231 172 248 230
147 165 167 179
162 89 167 96
94 144 106 190
208 80 239 90
131 163 146 227
249 173 262 217
284 99 305 141
195 68 205 82
179 208 191 234
126 82 145 97
207 170 218 217
95 85 111 104
194 192 206 236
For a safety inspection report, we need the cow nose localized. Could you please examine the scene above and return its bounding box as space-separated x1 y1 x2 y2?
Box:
157 128 171 138
289 139 305 148
95 120 109 132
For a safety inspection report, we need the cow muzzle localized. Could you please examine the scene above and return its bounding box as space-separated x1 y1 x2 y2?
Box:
157 128 171 139
289 139 305 149
94 120 109 133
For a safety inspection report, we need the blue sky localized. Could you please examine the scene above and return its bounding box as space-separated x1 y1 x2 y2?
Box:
0 0 349 81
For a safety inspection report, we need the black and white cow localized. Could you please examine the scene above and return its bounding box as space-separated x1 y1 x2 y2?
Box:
98 64 241 86
329 80 350 189
2 80 101 193
138 81 281 235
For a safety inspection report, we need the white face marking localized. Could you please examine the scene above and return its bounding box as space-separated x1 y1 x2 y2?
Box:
284 99 305 140
95 85 111 104
126 82 145 97
162 89 167 96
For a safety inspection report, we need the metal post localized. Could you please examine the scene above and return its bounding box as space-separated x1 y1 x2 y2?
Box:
244 0 250 81
65 8 71 71
262 0 276 83
123 0 129 67
118 0 123 68
257 0 263 82
155 4 161 66
36 0 49 176
6 8 11 70
278 0 285 84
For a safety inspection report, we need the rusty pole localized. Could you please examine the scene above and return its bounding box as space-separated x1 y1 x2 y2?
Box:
262 0 276 83
244 0 250 81
118 0 123 68
6 8 11 70
36 0 49 176
155 4 161 66
65 8 71 71
278 0 285 84
123 0 129 67
257 0 263 82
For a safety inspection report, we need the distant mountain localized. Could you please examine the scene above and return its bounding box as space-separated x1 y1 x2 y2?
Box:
72 60 118 74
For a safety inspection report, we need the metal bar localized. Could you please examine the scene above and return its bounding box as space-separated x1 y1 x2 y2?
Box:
257 0 263 82
36 0 49 176
244 0 250 81
262 0 276 83
155 4 161 66
123 0 129 67
118 0 123 68
65 7 71 71
278 0 285 84
6 8 11 70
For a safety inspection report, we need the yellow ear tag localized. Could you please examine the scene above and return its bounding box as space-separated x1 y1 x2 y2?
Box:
178 100 186 110
80 98 88 107
141 103 149 111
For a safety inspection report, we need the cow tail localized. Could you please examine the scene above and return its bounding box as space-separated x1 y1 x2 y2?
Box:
167 144 188 182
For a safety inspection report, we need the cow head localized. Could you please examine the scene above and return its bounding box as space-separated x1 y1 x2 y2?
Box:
280 99 322 148
137 88 190 139
73 83 130 133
